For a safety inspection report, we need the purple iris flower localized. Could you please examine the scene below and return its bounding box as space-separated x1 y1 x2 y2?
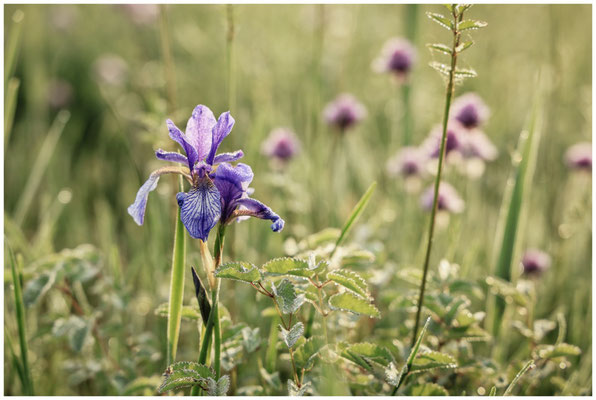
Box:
565 142 592 172
373 38 417 81
323 93 367 132
261 127 301 162
521 249 551 276
128 104 284 241
420 182 465 214
451 93 490 129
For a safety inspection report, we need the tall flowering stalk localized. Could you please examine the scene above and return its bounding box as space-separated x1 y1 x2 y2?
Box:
411 4 486 344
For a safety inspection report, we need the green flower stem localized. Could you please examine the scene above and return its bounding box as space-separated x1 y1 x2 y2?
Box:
8 246 34 395
166 198 187 366
411 6 462 346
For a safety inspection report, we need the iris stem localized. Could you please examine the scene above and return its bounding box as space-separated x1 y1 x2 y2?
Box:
166 180 187 366
411 6 461 346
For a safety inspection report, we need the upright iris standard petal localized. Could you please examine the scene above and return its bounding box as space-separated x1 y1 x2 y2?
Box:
177 176 222 241
206 112 235 165
167 119 198 168
155 149 189 165
236 198 285 232
185 105 216 162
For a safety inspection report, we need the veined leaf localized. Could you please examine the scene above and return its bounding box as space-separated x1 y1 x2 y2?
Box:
404 383 449 396
458 19 487 31
262 257 313 278
536 343 581 359
155 303 202 321
426 12 453 30
427 43 452 55
23 269 58 307
293 336 325 370
341 342 393 370
215 261 261 283
456 40 474 52
206 376 230 396
328 292 380 318
410 351 457 373
158 361 214 394
429 61 451 76
280 322 304 349
273 279 305 314
327 270 370 299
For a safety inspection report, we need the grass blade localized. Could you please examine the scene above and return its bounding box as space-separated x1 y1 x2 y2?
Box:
391 317 431 395
8 245 34 395
331 181 377 257
503 360 534 396
14 110 70 225
490 80 543 337
4 77 20 149
5 9 24 86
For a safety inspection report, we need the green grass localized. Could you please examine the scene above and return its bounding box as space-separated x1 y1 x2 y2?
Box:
3 4 592 396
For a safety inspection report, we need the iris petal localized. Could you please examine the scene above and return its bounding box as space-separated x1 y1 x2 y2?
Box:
127 173 160 225
211 162 254 222
186 105 216 162
236 197 285 232
213 150 244 164
155 149 188 164
167 119 198 168
177 177 222 241
206 112 235 165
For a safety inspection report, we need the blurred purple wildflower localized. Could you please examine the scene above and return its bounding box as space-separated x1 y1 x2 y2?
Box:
565 142 592 172
420 182 464 214
261 128 301 162
128 104 284 241
421 123 464 159
323 93 367 132
386 146 426 178
461 131 498 161
373 38 417 81
120 4 159 25
521 249 551 276
451 93 490 129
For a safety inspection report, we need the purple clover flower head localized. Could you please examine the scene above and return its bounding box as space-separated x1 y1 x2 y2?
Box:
323 94 367 132
521 249 551 276
261 128 301 162
422 123 464 159
420 182 465 214
451 93 490 129
386 146 426 178
461 131 498 161
128 104 284 241
373 38 417 81
565 142 592 172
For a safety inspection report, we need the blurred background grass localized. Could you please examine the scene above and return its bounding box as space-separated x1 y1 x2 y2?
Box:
4 4 592 395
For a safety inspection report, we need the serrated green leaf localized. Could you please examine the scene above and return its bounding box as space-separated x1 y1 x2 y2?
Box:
426 12 453 30
385 362 405 386
536 343 581 359
23 269 57 307
158 377 201 393
429 61 451 76
155 303 201 321
206 376 230 396
341 342 393 370
158 361 215 394
427 43 452 55
328 292 380 318
215 262 261 283
262 258 313 278
456 40 474 52
273 279 305 314
458 19 487 31
411 351 457 373
296 286 320 306
294 336 325 370
122 375 162 395
52 316 90 352
169 361 215 377
288 379 311 396
454 68 477 78
405 383 448 396
327 270 370 299
280 322 304 349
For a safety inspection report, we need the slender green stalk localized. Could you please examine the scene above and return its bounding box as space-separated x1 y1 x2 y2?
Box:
503 360 535 396
411 7 462 346
5 9 24 86
14 110 70 225
159 5 177 115
4 77 20 149
8 246 34 395
166 194 187 366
